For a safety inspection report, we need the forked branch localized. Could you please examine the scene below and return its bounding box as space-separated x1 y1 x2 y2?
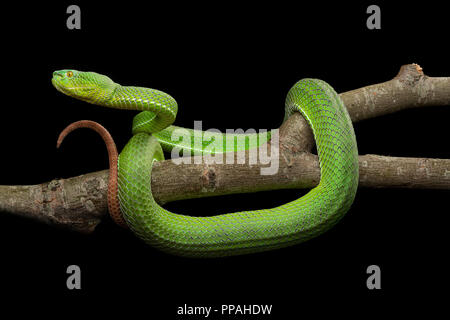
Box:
0 64 448 233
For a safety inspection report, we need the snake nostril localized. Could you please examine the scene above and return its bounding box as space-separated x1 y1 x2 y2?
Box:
53 71 62 78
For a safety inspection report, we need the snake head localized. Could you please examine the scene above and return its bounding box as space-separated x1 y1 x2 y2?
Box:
52 69 116 103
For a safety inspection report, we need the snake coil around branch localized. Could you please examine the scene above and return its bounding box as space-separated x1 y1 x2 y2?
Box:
0 64 449 236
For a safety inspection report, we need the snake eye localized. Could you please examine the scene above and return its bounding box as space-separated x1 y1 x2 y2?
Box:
66 71 74 78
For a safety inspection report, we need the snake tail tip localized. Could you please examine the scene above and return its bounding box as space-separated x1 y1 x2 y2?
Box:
56 120 98 149
56 131 68 149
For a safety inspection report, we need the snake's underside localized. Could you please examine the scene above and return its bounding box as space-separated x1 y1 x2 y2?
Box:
53 70 359 257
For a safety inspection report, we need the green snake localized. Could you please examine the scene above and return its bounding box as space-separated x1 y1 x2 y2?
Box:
52 69 359 257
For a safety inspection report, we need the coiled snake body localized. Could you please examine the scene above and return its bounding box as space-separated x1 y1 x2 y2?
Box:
52 70 359 257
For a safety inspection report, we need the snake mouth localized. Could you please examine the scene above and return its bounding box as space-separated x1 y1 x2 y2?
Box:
51 73 64 89
51 78 65 93
51 73 80 93
52 81 97 100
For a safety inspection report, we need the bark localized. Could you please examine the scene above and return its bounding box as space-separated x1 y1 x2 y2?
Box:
0 64 449 233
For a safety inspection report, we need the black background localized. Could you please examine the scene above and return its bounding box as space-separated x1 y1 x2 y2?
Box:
0 1 448 317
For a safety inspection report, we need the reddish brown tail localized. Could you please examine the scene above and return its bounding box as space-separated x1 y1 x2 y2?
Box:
57 120 128 228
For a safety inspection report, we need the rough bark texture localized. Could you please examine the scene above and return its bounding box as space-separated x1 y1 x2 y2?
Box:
0 64 449 233
343 64 450 122
0 171 107 233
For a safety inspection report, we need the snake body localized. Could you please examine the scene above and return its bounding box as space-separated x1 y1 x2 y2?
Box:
52 70 359 257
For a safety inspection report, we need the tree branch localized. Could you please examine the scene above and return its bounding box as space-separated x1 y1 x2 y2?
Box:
1 64 449 233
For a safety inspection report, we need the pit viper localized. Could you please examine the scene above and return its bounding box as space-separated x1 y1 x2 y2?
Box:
52 70 359 257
